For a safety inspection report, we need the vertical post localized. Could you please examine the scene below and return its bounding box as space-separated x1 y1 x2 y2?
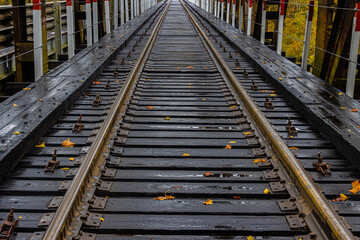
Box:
346 3 360 98
40 0 48 75
120 0 124 24
86 0 93 46
54 1 62 59
247 0 252 36
238 0 243 31
130 0 134 19
217 0 220 18
93 0 99 42
105 0 111 33
125 0 129 21
214 0 217 17
33 0 43 80
221 0 224 20
136 0 139 15
114 0 119 28
260 0 266 44
301 1 314 70
232 0 235 27
276 0 285 55
226 0 230 23
66 0 75 58
134 0 137 16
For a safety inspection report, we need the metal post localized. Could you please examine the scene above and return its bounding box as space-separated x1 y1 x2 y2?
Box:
221 0 224 20
33 0 43 80
232 0 235 27
226 0 230 23
130 0 134 19
214 0 217 17
54 1 62 59
114 0 119 28
301 0 314 70
86 0 93 46
277 0 285 55
217 0 220 18
120 0 124 24
105 0 111 33
260 0 266 44
137 0 139 15
134 0 137 16
346 3 360 98
125 0 129 21
239 0 243 31
93 0 99 42
247 0 252 36
66 0 75 58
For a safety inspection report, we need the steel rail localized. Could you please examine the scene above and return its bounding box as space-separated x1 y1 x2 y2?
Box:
180 1 356 239
42 1 171 238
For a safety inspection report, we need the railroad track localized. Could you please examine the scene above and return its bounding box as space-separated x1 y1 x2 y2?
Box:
1 0 360 239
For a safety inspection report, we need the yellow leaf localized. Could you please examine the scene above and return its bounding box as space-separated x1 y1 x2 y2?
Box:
203 199 213 205
234 35 238 38
253 159 266 164
243 132 251 135
164 117 171 120
338 92 344 95
204 67 208 69
264 188 271 194
202 98 206 100
146 106 154 109
349 180 360 194
69 158 74 161
289 147 299 150
290 136 294 138
62 138 75 147
340 194 349 201
247 236 254 240
13 132 19 135
224 145 232 149
229 105 236 109
229 141 236 144
154 190 175 200
278 77 282 80
270 94 277 97
12 104 18 107
340 107 347 109
189 86 192 88
19 216 22 219
61 168 70 170
23 88 31 90
182 153 190 157
35 142 46 148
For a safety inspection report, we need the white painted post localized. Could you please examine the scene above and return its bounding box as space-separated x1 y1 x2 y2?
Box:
86 0 93 46
221 0 224 20
105 0 111 33
232 0 235 27
120 0 125 24
346 3 360 98
33 0 43 81
93 0 99 42
226 0 230 23
217 0 220 18
130 0 134 19
125 0 129 21
260 0 266 44
301 0 314 70
247 0 252 36
276 0 285 55
136 0 139 15
66 0 75 58
114 0 119 28
238 0 243 31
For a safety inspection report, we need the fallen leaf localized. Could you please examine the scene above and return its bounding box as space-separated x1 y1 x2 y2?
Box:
253 159 266 164
229 105 236 109
247 236 254 240
224 144 232 149
13 132 19 135
146 78 151 81
61 168 70 170
154 190 175 200
203 172 214 177
349 180 360 194
93 81 101 84
189 86 192 88
338 92 344 95
234 35 238 37
243 132 251 135
233 196 241 199
164 117 171 120
69 158 74 161
290 136 294 138
182 153 190 157
12 104 17 107
146 106 154 109
204 67 208 69
35 142 46 148
187 65 194 69
202 98 206 100
297 78 302 81
264 188 271 194
39 99 43 101
115 80 120 82
270 94 277 97
289 147 299 150
19 216 22 219
62 138 75 147
203 199 213 205
333 194 349 202
351 108 358 112
271 91 276 93
229 141 236 144
259 90 268 92
235 67 241 70
278 77 282 80
23 88 31 90
340 107 347 109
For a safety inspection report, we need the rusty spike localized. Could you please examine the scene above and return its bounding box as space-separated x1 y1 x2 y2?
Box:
243 69 249 78
0 208 19 239
45 150 59 172
93 94 102 107
286 118 298 136
113 68 119 77
72 114 84 133
313 153 331 176
251 80 258 91
105 80 111 90
265 96 274 109
228 52 233 59
235 59 240 67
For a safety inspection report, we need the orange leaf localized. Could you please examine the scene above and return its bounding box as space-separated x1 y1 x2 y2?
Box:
349 180 360 194
351 108 358 112
289 147 299 150
62 138 75 147
243 132 251 135
253 159 266 164
146 106 154 109
203 172 214 177
154 190 175 200
233 196 241 199
229 105 236 110
146 79 151 81
187 65 194 69
224 145 232 149
203 199 213 205
35 142 46 148
333 194 349 202
93 81 101 85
